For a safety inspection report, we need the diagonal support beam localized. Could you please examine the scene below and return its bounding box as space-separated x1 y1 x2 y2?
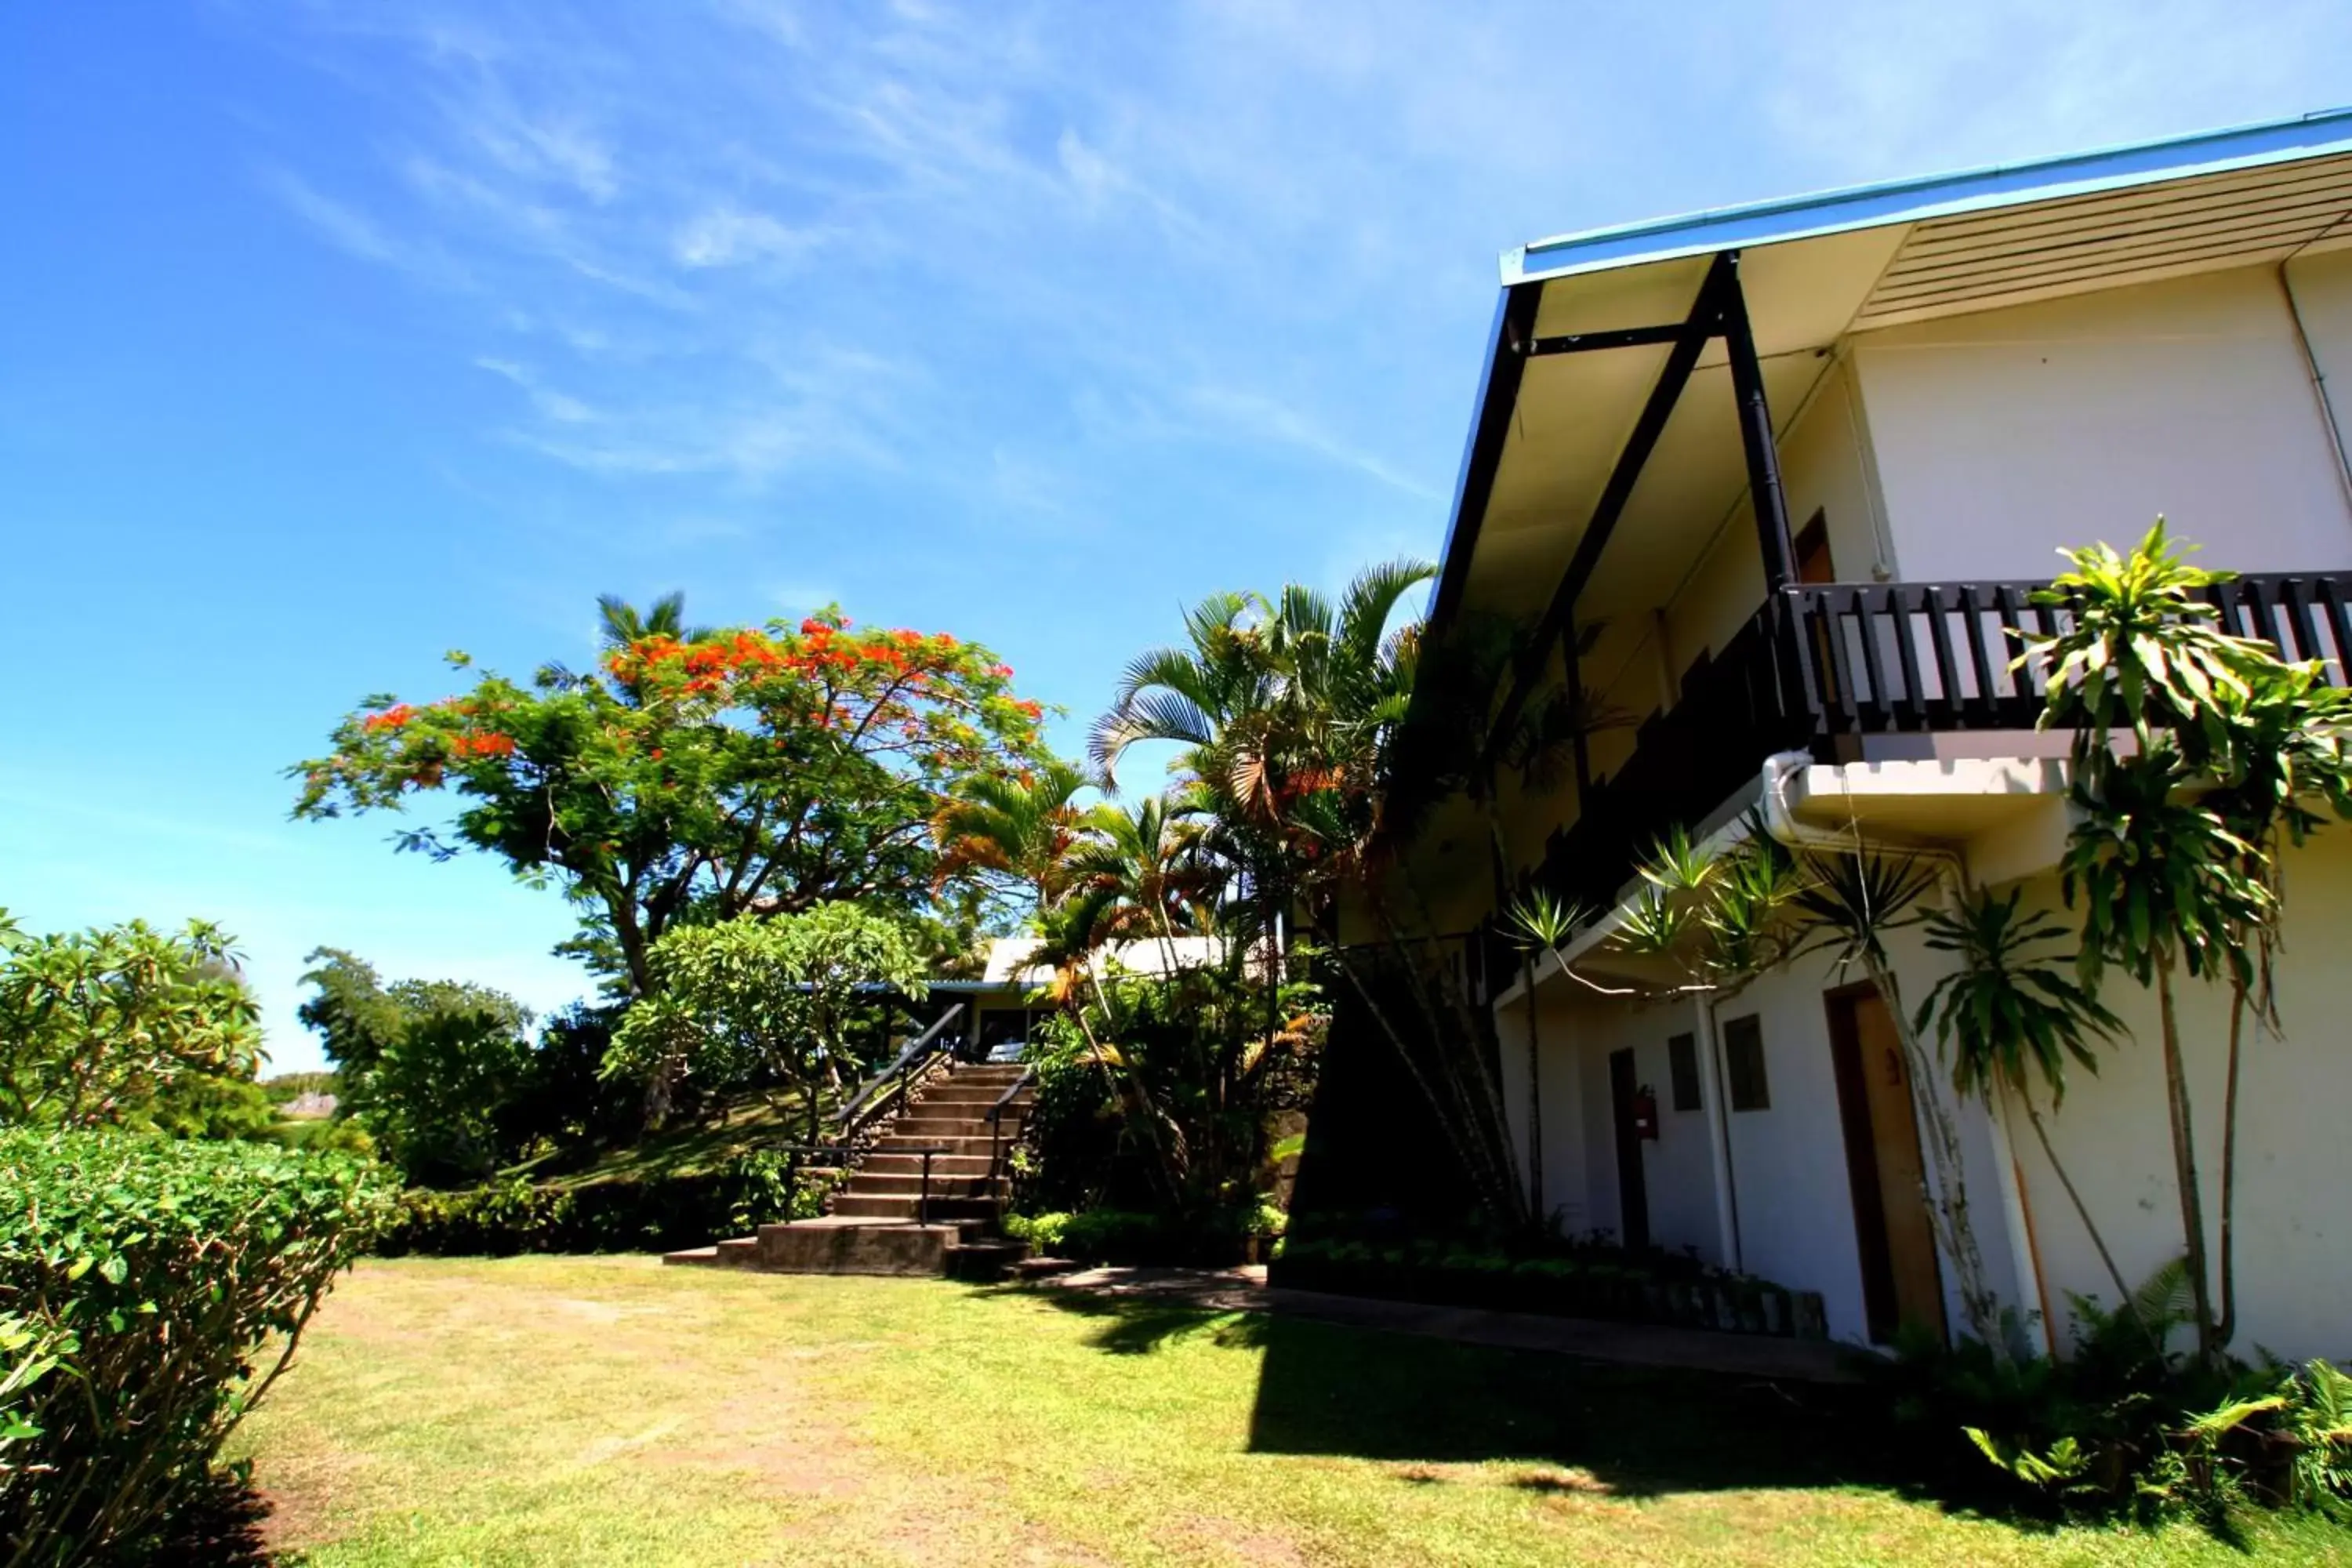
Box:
1486 252 1737 753
1721 251 1799 590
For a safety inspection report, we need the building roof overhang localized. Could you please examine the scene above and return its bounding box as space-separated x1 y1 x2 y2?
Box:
1430 108 2352 643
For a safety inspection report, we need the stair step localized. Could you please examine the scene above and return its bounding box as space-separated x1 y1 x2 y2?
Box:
874 1138 999 1156
862 1152 995 1177
829 1193 999 1221
845 1174 1004 1198
944 1240 1028 1283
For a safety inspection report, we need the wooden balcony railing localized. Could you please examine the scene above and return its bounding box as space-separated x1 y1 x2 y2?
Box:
1519 568 2352 923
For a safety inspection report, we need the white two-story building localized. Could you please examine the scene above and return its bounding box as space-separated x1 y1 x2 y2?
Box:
1389 109 2352 1359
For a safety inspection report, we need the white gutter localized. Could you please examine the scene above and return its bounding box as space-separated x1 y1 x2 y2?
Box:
1757 751 2054 1356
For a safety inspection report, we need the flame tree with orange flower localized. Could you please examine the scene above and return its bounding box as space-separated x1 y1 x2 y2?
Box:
291 602 1052 1005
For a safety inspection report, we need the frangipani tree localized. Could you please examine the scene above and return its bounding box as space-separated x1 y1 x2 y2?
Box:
607 905 929 1134
0 914 260 1130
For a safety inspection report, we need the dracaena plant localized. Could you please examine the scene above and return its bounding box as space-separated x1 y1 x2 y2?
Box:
1915 889 2136 1319
2027 519 2352 1361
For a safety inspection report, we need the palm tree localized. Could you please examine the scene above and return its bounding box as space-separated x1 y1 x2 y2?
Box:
1094 561 1538 1224
931 758 1098 909
596 591 711 649
1065 793 1219 963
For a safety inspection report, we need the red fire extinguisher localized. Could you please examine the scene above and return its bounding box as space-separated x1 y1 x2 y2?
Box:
1631 1085 1661 1141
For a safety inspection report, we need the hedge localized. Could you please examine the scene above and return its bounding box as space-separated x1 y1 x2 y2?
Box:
0 1128 390 1565
1004 1203 1285 1267
372 1155 825 1258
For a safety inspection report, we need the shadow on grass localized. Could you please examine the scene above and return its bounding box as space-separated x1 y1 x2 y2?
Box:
126 1472 306 1568
1011 1285 2065 1519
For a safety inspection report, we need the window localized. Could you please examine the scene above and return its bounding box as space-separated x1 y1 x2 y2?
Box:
1722 1014 1770 1111
1668 1033 1702 1112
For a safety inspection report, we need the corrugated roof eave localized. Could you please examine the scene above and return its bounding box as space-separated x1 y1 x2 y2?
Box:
1504 106 2352 287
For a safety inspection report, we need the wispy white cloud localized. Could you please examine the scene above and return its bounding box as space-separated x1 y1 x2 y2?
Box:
671 205 826 269
1182 383 1443 501
261 167 466 286
474 358 597 423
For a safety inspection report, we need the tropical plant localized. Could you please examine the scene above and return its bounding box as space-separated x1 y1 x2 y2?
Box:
1507 822 2016 1351
1915 890 2134 1314
0 913 260 1130
1502 889 1582 1215
2026 519 2352 1360
1090 562 1519 1216
292 601 1049 1001
595 590 711 650
931 757 1099 912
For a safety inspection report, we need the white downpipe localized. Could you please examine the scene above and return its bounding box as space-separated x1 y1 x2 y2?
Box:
2278 258 2352 522
1758 751 2054 1355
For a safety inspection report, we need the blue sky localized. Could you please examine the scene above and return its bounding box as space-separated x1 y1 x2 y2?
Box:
5 2 2349 1073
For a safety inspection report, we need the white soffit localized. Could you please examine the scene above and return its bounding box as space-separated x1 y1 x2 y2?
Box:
1853 153 2352 331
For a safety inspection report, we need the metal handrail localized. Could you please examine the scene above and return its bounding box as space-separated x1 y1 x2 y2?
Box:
985 1065 1036 1221
777 1142 953 1228
832 1002 967 1136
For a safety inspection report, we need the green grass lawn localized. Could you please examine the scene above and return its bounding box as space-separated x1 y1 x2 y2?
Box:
230 1257 2348 1567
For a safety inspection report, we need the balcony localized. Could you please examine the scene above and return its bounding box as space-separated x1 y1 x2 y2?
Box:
1525 569 2352 919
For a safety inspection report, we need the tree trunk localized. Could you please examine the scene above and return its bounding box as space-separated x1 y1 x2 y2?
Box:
2216 982 2247 1349
2020 1098 2140 1333
2155 962 2219 1363
1331 946 1522 1225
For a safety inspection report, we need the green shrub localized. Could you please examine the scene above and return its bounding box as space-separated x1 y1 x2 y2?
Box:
0 1128 390 1563
1003 1204 1283 1266
1899 1275 2352 1520
372 1153 826 1257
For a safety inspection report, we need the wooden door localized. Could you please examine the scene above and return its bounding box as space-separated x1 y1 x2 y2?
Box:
1795 510 1836 584
1827 988 1946 1342
1608 1047 1650 1252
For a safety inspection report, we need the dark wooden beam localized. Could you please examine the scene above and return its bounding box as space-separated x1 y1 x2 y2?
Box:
1427 282 1545 633
1525 321 1688 356
1719 252 1799 590
1486 253 1736 748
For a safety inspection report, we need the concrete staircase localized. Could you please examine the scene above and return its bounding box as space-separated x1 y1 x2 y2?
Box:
662 1060 1033 1280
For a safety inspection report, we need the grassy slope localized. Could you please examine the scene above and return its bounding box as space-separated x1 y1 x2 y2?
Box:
232 1257 2348 1568
520 1091 817 1189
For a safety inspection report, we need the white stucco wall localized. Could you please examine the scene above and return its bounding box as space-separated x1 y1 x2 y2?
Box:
1504 914 2040 1348
1852 262 2352 581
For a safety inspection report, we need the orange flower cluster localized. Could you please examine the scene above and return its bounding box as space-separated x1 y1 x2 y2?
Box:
362 704 417 734
452 732 517 760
